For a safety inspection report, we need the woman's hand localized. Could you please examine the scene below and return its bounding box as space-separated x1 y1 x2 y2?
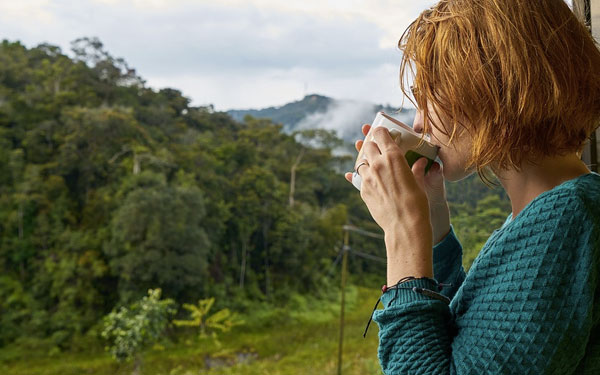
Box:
345 124 451 245
344 125 434 282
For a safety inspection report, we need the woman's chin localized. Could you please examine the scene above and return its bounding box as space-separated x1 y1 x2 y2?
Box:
442 165 472 182
442 168 458 182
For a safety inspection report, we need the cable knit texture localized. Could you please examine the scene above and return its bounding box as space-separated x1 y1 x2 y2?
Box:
372 172 600 374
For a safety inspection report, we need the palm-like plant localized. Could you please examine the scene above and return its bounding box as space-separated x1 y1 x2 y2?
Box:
173 298 244 339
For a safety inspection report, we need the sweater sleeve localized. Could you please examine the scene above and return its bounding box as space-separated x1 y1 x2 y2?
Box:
432 225 465 301
372 197 598 375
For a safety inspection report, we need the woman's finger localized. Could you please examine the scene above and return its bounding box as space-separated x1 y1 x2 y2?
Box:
362 124 371 136
355 139 364 152
362 140 381 162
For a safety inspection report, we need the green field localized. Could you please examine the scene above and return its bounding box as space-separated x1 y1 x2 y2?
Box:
0 285 383 375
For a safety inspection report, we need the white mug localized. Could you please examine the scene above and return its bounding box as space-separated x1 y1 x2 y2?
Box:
352 112 439 191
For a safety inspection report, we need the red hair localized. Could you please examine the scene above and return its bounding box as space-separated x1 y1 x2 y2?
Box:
399 0 600 182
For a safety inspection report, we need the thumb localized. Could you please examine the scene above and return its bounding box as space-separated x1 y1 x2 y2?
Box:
411 157 428 191
424 161 444 186
425 161 444 192
423 161 448 206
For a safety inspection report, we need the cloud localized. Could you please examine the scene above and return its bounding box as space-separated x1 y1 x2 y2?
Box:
293 99 378 157
294 98 416 158
100 3 397 75
199 0 438 47
0 0 433 110
3 0 397 74
146 62 413 111
0 0 55 23
295 99 376 134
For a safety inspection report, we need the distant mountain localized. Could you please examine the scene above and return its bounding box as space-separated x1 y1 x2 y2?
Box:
228 94 333 130
227 94 416 146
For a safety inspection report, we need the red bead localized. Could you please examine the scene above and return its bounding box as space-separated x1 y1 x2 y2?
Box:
381 285 387 293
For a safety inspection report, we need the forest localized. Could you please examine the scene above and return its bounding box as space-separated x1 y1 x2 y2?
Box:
0 37 511 367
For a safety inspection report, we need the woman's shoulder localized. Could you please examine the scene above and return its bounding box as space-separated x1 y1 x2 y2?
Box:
535 171 600 225
484 172 600 254
466 173 599 288
568 172 600 215
506 172 600 229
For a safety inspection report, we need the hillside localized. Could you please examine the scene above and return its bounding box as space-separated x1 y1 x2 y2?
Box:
227 94 334 130
0 38 381 349
227 94 416 144
0 38 510 372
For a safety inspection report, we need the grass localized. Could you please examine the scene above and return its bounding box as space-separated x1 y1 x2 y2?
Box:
0 284 384 375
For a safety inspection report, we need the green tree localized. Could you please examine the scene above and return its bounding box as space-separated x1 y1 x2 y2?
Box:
106 173 211 301
101 289 175 374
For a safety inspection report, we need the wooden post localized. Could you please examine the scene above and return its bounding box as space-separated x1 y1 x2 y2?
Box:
335 224 384 374
337 228 349 375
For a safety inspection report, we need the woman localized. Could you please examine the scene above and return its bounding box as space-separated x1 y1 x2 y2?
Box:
344 0 600 373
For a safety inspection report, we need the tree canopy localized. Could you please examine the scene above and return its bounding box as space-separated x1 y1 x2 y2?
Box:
0 37 510 349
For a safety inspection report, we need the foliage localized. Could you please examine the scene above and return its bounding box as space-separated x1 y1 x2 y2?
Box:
0 285 378 375
101 289 176 363
106 174 210 302
451 194 511 269
0 37 357 346
173 297 244 342
0 37 510 351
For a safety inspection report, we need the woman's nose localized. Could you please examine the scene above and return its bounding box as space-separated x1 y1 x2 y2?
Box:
413 122 424 134
413 112 424 134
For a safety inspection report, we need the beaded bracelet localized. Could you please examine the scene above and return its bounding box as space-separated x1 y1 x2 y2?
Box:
362 276 452 338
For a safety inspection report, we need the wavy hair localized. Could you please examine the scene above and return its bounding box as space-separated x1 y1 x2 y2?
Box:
399 0 600 183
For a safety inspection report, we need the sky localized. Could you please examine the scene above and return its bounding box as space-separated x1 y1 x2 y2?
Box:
0 0 574 111
0 0 441 111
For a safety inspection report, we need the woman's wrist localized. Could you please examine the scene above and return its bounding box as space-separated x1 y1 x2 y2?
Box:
384 224 434 284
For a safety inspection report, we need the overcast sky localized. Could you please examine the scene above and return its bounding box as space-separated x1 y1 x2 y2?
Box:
0 0 573 111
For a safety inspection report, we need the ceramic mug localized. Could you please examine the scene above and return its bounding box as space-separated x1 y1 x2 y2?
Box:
352 111 439 191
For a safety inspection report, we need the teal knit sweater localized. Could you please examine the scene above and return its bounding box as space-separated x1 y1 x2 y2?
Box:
371 172 600 374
